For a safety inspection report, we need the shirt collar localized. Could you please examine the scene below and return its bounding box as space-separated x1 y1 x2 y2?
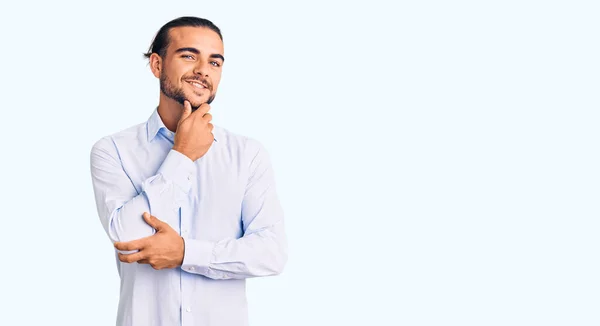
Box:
146 108 163 142
146 108 218 143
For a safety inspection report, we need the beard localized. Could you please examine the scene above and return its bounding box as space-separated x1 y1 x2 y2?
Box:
160 72 215 111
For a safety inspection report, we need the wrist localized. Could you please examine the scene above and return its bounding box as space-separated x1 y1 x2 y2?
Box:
172 145 188 158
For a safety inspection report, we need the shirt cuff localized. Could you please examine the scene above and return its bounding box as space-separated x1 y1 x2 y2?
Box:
181 238 215 275
157 150 195 194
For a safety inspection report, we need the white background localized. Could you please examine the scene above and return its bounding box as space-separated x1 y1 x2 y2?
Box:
0 1 598 325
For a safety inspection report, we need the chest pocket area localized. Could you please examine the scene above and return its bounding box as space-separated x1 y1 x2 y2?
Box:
193 171 246 240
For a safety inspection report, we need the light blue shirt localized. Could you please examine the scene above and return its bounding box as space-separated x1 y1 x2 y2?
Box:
90 108 287 326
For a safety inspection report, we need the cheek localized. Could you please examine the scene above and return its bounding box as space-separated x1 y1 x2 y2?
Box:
211 75 222 91
164 63 188 82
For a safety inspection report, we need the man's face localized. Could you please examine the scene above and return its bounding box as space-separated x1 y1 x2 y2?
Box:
155 26 224 110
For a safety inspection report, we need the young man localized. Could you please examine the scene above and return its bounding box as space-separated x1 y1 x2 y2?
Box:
90 16 287 326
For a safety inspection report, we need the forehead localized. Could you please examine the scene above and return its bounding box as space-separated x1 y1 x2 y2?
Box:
166 26 224 54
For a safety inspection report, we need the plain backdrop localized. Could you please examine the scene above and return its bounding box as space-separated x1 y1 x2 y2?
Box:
0 1 598 325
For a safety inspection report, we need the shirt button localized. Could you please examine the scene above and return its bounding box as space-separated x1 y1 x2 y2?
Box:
189 266 195 271
186 307 191 312
187 174 191 180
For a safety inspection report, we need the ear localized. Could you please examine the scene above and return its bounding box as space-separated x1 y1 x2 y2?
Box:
149 53 162 79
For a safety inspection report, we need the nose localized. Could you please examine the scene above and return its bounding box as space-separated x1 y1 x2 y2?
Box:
193 61 209 76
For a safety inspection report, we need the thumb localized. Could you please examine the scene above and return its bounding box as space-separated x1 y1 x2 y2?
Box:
179 100 192 124
143 212 163 231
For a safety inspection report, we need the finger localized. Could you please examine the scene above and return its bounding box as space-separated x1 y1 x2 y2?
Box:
114 238 147 251
138 259 149 264
118 251 147 263
193 103 211 118
143 212 164 231
202 112 212 123
179 100 193 124
208 123 214 132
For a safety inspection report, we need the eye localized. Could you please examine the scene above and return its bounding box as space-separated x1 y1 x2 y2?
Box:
181 55 195 60
210 61 221 67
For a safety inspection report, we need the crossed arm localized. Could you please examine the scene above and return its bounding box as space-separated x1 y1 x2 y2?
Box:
90 137 287 279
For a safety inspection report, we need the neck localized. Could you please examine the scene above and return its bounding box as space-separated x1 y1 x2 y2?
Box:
157 93 183 132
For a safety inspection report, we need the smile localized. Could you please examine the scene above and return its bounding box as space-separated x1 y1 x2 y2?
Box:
186 80 208 90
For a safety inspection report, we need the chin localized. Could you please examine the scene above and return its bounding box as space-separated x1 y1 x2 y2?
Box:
189 94 211 107
189 99 205 108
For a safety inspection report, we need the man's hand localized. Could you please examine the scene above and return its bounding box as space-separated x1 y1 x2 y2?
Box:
173 100 214 161
114 212 185 270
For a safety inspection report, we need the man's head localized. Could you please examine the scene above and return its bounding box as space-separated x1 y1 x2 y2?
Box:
145 17 224 110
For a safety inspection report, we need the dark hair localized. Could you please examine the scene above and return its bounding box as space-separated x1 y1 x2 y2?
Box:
143 16 223 59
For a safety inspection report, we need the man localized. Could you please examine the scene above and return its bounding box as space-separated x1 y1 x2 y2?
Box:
90 16 287 326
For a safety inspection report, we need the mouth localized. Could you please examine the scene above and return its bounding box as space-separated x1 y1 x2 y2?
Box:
186 80 209 90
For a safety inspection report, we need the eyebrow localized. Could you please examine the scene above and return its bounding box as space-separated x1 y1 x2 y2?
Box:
174 47 225 62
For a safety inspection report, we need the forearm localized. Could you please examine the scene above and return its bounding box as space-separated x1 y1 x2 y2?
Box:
181 221 287 279
104 177 179 243
91 145 194 243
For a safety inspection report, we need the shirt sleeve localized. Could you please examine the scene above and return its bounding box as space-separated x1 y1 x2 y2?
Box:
90 137 195 250
180 138 288 279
